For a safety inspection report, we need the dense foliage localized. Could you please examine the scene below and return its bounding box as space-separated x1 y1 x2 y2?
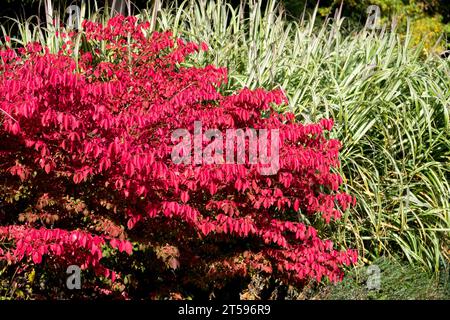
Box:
1 0 448 300
1 0 449 53
0 15 356 298
152 0 449 272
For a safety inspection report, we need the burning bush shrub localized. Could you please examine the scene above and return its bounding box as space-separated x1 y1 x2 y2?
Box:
0 16 356 299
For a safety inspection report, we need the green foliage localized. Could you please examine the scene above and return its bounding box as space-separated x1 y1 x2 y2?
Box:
316 257 449 300
283 0 449 53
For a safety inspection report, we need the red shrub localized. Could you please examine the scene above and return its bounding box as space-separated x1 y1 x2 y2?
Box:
0 16 356 298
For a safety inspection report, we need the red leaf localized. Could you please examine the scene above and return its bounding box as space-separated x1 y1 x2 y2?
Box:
32 252 42 264
44 163 51 174
180 191 189 203
293 199 300 212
